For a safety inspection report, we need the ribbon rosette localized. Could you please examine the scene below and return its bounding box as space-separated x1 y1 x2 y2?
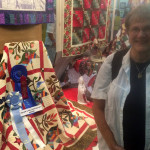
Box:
11 65 36 108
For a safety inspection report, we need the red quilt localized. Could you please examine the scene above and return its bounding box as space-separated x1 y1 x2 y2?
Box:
63 0 110 57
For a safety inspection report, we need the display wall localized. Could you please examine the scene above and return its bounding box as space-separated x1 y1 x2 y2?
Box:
0 24 42 54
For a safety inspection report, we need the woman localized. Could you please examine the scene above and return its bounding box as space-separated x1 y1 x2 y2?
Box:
91 4 150 150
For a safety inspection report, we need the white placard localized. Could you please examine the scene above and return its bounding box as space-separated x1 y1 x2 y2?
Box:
20 105 43 116
0 0 46 11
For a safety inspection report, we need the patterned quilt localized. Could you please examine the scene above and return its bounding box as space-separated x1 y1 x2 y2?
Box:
111 23 130 52
0 0 54 25
0 41 96 150
63 0 110 57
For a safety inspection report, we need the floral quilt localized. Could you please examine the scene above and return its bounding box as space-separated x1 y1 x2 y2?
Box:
0 41 96 150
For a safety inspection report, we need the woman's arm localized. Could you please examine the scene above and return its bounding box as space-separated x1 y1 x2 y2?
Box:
92 99 125 150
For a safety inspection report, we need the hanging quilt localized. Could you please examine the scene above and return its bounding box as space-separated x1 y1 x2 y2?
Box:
0 0 54 25
63 0 111 57
0 40 96 149
111 23 130 53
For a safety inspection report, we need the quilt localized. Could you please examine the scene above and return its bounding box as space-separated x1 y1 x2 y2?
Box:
0 0 54 25
63 0 111 57
111 23 130 52
0 40 96 150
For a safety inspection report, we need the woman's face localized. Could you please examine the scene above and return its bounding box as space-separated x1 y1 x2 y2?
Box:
127 20 150 53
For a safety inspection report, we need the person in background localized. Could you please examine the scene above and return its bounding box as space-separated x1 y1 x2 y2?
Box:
113 9 121 38
45 0 56 66
91 3 150 150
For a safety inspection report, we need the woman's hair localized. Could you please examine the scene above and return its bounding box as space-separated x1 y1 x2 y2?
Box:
125 3 150 31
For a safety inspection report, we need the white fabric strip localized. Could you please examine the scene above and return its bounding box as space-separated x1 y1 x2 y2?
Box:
10 110 45 148
23 117 46 148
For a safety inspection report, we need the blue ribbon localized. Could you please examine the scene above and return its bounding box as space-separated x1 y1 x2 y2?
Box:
11 65 36 108
11 65 27 83
6 92 34 150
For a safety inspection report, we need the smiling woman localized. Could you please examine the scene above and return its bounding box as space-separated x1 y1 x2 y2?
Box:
91 3 150 150
125 4 150 63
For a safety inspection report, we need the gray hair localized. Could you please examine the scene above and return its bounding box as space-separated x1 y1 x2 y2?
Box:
125 3 150 31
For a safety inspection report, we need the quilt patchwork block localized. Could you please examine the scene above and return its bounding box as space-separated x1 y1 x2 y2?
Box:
63 0 110 57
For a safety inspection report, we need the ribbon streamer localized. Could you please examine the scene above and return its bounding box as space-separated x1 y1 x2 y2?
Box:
6 92 34 150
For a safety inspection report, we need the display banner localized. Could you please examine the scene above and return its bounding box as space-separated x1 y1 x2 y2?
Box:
0 0 54 25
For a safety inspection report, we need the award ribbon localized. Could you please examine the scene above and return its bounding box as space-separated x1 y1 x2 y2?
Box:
11 65 36 108
6 92 34 150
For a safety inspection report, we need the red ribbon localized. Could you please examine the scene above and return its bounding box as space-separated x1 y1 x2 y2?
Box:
20 75 28 99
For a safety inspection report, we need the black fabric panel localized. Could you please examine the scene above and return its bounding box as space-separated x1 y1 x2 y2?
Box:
123 59 149 150
112 49 129 80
